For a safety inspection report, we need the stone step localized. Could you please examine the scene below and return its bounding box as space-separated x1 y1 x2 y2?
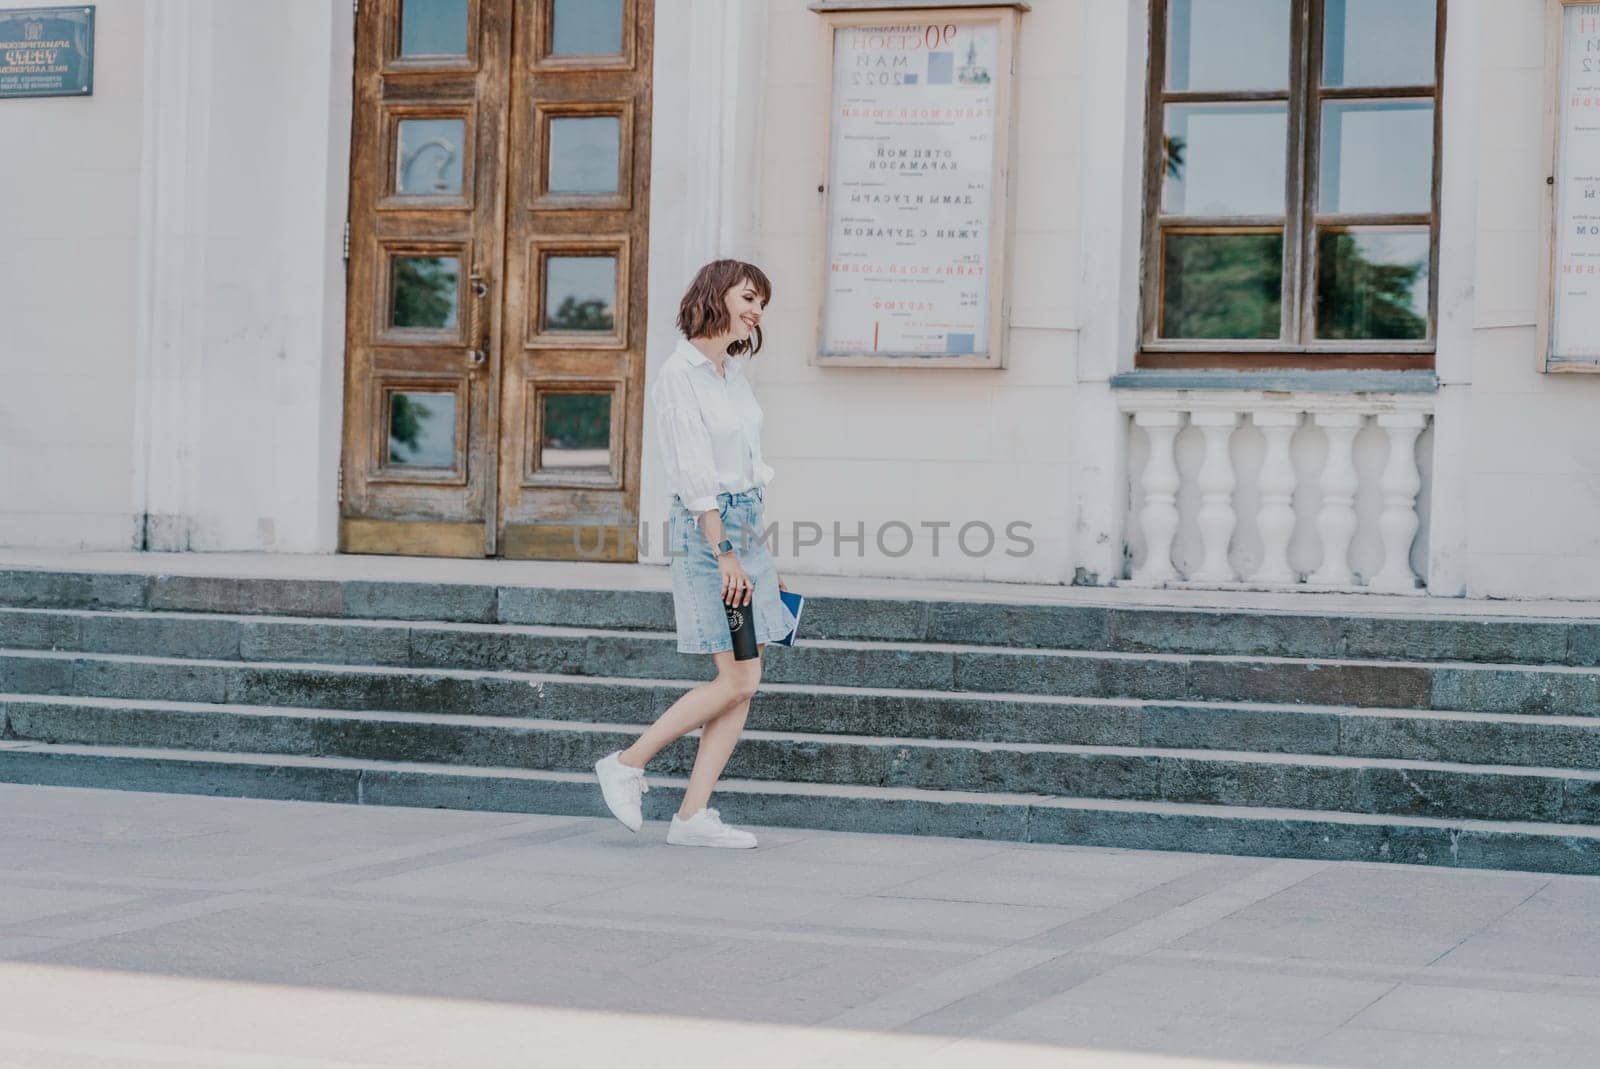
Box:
7 695 1600 827
4 569 1597 666
8 654 1600 770
1 739 1597 875
6 607 1600 714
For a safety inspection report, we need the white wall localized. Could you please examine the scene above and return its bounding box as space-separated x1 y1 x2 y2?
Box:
0 0 145 548
135 0 350 553
742 0 1083 584
1462 0 1600 598
0 0 350 554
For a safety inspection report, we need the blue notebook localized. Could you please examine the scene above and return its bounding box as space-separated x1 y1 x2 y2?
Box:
773 589 805 646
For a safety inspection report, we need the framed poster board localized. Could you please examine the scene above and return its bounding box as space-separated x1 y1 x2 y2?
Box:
814 7 1020 368
1538 1 1600 371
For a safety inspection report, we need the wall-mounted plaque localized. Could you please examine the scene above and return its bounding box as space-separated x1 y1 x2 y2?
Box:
816 8 1020 368
0 5 93 99
1540 1 1600 371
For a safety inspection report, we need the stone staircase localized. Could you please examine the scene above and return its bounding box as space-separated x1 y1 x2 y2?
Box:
3 567 1600 874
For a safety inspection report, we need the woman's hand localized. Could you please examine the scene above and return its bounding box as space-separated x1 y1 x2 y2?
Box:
777 574 788 593
719 555 753 606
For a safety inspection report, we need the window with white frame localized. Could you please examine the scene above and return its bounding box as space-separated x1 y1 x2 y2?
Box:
1141 0 1444 369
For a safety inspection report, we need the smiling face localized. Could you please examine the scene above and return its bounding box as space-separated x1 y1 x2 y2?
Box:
676 259 773 357
724 277 766 341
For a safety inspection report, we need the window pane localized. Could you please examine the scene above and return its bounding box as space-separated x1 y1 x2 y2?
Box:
1315 228 1429 340
541 393 612 471
548 116 621 194
551 0 623 56
395 119 465 196
1319 100 1433 214
1163 104 1287 216
1166 0 1291 91
543 256 616 332
1160 231 1283 339
400 0 468 58
388 392 457 467
391 256 459 330
1323 0 1436 88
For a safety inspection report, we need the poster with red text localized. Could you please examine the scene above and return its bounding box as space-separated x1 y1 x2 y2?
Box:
822 20 999 361
1554 4 1600 363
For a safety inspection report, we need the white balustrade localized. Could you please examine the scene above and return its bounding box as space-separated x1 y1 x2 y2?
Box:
1309 411 1362 586
1251 409 1301 584
1370 412 1428 592
1190 410 1239 582
1119 392 1433 592
1131 410 1182 584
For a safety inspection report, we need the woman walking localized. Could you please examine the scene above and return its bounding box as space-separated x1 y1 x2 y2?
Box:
593 259 796 849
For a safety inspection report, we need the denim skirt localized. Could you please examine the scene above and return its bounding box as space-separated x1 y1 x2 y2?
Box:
669 486 797 654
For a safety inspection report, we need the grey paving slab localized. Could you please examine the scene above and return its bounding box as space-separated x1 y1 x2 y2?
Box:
1294 1027 1597 1069
16 899 487 982
0 884 145 927
805 895 1080 942
275 917 713 1001
1432 878 1600 977
873 868 1136 914
1043 958 1395 1028
333 861 632 908
1348 983 1600 1044
695 855 932 895
1165 865 1550 966
982 1002 1331 1061
561 876 859 926
889 950 1131 1036
761 830 1008 869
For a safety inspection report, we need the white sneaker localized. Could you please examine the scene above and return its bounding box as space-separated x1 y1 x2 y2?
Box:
594 751 648 832
666 808 757 849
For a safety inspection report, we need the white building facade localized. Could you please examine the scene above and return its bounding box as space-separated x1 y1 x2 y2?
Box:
2 0 1596 600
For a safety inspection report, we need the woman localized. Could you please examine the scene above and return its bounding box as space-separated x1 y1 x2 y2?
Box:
593 259 796 849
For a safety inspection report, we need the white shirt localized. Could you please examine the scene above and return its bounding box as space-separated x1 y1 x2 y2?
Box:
650 335 775 513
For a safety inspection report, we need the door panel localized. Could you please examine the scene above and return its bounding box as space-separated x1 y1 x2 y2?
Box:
496 0 652 561
342 0 650 561
343 0 511 557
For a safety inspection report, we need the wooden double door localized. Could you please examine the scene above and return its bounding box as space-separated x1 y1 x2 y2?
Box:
341 0 652 559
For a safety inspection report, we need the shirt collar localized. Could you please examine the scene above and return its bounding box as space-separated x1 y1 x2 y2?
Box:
675 336 741 377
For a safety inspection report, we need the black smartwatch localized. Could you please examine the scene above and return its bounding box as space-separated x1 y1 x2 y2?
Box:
715 538 735 557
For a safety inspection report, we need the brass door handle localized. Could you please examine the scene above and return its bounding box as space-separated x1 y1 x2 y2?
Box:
467 271 490 368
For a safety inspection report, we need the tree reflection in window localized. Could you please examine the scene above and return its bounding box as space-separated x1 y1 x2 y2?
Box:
543 255 616 332
1161 232 1282 339
388 392 456 467
1316 230 1427 340
392 256 459 330
542 392 611 471
547 296 615 331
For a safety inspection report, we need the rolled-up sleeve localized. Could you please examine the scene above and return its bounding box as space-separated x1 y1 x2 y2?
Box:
654 371 720 513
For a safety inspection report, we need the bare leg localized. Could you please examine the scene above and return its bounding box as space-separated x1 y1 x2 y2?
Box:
678 692 751 818
619 646 762 770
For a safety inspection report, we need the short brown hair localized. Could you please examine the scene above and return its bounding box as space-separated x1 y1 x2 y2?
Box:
676 259 773 357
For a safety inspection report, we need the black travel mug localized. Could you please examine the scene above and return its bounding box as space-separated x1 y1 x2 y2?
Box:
726 597 758 660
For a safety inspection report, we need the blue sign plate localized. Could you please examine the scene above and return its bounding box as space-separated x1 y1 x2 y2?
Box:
0 6 93 99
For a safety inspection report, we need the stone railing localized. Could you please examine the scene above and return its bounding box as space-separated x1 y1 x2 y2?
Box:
1116 383 1434 593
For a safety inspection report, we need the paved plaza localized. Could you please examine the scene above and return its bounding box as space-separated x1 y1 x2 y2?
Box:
0 785 1596 1067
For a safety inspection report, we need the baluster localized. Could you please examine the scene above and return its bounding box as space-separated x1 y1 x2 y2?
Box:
1370 412 1427 592
1190 409 1239 583
1310 411 1363 586
1131 410 1183 584
1251 409 1301 584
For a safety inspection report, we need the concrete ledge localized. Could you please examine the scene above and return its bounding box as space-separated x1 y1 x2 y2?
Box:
1109 369 1440 394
